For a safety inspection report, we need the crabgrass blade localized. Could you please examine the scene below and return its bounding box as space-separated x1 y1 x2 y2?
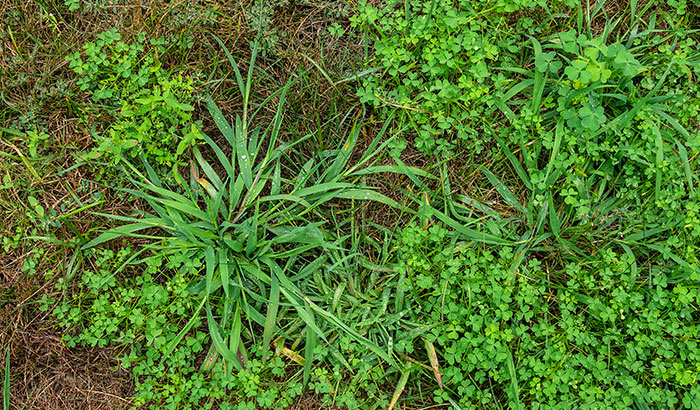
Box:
624 227 668 243
334 66 381 85
352 111 398 167
159 297 206 367
348 165 436 179
493 98 517 123
230 175 245 212
324 120 359 182
235 115 253 189
134 182 212 222
657 110 694 193
266 258 392 364
244 40 258 110
447 398 464 410
205 300 240 370
206 99 235 147
264 259 330 341
303 325 316 386
262 271 280 361
228 305 242 369
82 222 165 249
506 349 522 410
205 246 217 294
504 78 533 101
246 202 258 256
269 223 326 245
530 37 546 115
388 368 410 410
653 125 663 202
219 250 230 298
194 147 223 191
481 167 525 213
259 194 312 208
493 136 531 190
544 122 564 187
260 82 290 168
334 189 406 210
427 205 513 245
295 182 356 197
454 194 496 215
271 161 281 195
154 197 211 223
619 243 638 278
674 139 694 194
299 52 341 94
139 158 163 188
212 34 246 99
389 153 431 192
548 191 561 237
302 295 394 365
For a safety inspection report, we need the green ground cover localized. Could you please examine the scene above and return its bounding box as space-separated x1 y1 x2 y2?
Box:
2 0 700 409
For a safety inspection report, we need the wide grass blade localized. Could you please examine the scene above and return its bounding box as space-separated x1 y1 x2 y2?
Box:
235 115 253 189
323 119 359 182
506 349 522 410
228 305 243 369
206 99 235 147
262 268 280 360
427 205 514 245
212 34 246 101
657 110 695 193
481 167 525 213
82 222 166 249
493 136 531 190
160 297 206 366
206 300 241 370
335 189 406 210
388 368 410 410
425 339 443 389
303 326 316 386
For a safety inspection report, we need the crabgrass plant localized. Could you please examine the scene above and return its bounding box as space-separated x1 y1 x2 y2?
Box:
82 38 414 386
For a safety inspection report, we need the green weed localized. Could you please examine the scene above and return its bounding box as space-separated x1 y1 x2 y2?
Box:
68 29 202 176
395 221 700 407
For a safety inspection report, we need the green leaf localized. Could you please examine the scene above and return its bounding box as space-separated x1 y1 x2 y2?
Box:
228 305 243 369
235 115 253 189
212 35 246 101
427 205 513 245
262 271 280 361
303 326 316 387
493 136 531 190
82 222 165 249
206 300 241 370
159 297 206 367
388 368 410 410
481 167 525 213
324 120 359 182
506 349 522 410
219 250 230 298
335 189 406 210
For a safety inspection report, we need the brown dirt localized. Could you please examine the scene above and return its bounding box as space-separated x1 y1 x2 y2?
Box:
0 149 138 410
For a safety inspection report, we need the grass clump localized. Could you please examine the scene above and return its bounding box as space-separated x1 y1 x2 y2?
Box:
51 38 408 409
